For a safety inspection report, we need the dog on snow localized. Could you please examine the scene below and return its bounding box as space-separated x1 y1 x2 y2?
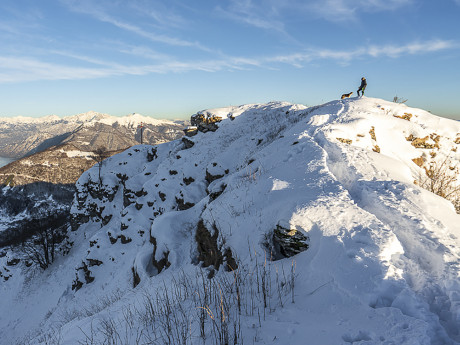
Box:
341 92 353 99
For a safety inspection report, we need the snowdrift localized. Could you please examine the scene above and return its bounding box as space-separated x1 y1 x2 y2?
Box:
1 97 460 345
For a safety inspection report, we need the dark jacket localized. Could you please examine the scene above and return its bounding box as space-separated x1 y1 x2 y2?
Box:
359 78 367 89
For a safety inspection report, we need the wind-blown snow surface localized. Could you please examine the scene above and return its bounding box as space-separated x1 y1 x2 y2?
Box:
1 97 460 344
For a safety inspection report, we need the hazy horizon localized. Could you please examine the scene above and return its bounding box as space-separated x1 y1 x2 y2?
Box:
1 97 459 122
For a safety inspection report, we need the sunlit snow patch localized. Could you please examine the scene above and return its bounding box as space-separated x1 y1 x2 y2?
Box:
272 178 291 191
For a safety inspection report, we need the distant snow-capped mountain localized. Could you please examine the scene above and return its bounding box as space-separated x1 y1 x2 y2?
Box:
0 111 186 159
0 111 187 186
1 98 460 345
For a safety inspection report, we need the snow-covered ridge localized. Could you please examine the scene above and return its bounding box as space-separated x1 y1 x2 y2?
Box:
0 111 178 126
1 97 460 345
61 111 111 123
96 113 176 127
0 114 61 124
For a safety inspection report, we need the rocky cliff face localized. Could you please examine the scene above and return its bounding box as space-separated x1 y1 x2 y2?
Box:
0 181 74 247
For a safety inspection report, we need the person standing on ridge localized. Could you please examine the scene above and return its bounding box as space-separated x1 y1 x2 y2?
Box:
357 77 367 97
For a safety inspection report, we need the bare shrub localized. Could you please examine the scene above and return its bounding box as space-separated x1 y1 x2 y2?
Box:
265 124 286 143
69 254 297 345
393 96 408 104
417 156 460 213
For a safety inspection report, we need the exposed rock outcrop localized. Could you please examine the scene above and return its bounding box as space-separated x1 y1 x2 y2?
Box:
195 220 237 278
191 112 222 133
268 223 309 260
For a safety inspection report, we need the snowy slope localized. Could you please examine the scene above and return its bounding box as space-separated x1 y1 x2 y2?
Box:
1 97 459 345
98 112 177 127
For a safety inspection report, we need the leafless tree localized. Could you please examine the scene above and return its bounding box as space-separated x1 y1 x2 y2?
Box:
92 146 108 186
22 212 69 270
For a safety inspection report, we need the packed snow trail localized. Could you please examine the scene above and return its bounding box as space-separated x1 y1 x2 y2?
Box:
308 97 460 343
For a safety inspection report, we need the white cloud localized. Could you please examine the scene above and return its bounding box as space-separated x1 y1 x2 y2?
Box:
0 40 456 83
367 40 456 57
0 53 261 83
268 40 457 67
50 50 124 67
221 0 413 25
60 0 212 52
0 56 119 82
361 0 412 11
0 6 47 41
128 1 187 29
307 0 358 21
305 0 413 21
216 0 288 35
117 45 174 62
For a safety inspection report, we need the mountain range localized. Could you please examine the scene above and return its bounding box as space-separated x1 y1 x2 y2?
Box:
0 111 187 252
1 98 459 344
0 111 186 185
0 111 186 157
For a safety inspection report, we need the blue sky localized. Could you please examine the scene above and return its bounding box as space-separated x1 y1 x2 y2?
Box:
0 0 459 120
